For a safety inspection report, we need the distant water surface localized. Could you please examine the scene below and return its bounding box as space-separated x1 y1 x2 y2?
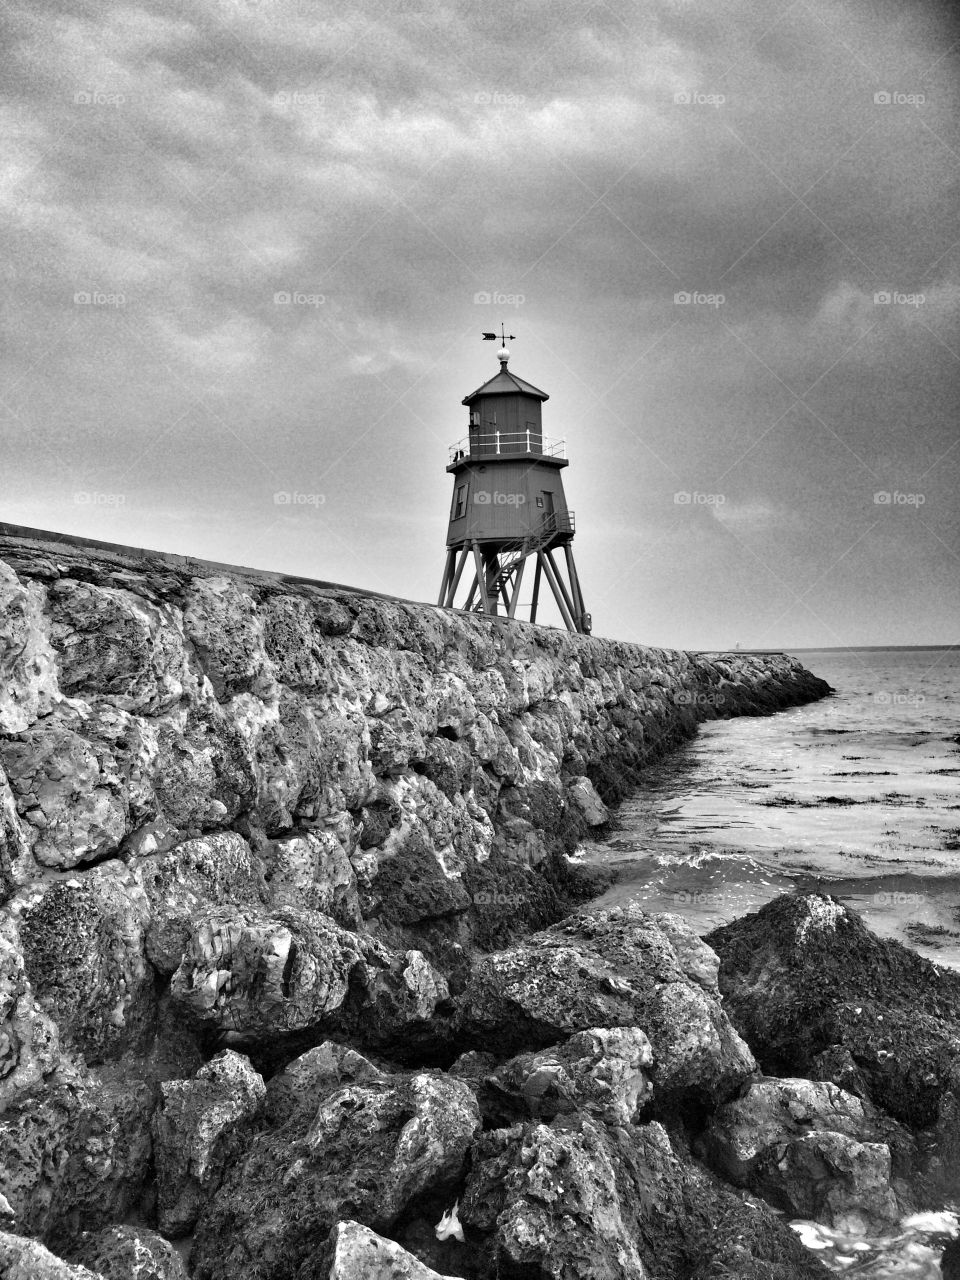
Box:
581 647 960 970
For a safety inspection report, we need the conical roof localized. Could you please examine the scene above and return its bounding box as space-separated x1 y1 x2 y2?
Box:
462 365 549 405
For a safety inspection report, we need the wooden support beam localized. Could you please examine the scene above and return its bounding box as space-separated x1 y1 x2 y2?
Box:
472 542 490 614
545 549 577 625
562 543 587 628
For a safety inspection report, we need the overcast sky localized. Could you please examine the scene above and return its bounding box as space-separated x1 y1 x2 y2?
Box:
2 0 958 648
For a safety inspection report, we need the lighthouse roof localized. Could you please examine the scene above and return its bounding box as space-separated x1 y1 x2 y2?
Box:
461 366 549 405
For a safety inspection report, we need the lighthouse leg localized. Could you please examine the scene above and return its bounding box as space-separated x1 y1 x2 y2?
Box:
472 542 491 614
539 550 577 632
530 554 543 624
544 549 578 629
507 555 526 618
562 544 588 630
437 548 456 607
446 546 470 607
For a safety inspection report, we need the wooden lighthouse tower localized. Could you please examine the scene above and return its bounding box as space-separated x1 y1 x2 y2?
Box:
437 333 591 634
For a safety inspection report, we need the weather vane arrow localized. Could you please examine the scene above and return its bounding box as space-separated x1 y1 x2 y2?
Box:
482 325 516 342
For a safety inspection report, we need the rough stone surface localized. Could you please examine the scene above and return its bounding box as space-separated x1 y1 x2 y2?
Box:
702 1077 901 1231
68 1225 189 1279
153 1050 266 1237
0 1231 100 1280
460 1115 830 1280
481 1026 654 1126
191 1070 481 1280
456 904 756 1110
309 1220 460 1280
707 892 960 1198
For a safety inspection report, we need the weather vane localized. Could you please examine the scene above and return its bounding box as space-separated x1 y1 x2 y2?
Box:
481 324 516 345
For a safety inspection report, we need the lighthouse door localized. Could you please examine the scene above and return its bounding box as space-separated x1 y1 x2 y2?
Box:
540 490 555 534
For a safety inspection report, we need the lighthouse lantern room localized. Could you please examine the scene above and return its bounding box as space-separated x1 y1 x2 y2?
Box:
437 333 590 633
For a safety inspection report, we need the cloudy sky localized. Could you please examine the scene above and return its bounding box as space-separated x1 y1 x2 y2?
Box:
2 0 958 648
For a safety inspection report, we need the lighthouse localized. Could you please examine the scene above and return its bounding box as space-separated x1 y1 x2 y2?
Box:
437 333 591 634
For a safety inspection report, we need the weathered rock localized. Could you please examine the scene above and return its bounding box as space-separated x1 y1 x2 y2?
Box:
0 565 58 734
183 576 275 701
457 904 756 1110
264 830 360 928
16 861 154 1062
308 1220 460 1280
461 1114 830 1280
481 1026 653 1126
48 579 193 714
191 1071 481 1280
151 697 256 832
170 906 451 1059
0 760 34 895
0 1063 154 1243
702 1077 901 1231
68 1225 189 1280
153 1050 266 1237
0 1231 99 1280
564 774 609 827
0 916 60 1108
264 1041 385 1127
707 894 960 1160
137 831 268 974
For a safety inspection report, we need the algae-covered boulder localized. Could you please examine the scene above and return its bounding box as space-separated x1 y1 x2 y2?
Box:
191 1069 480 1280
461 1114 830 1280
0 1232 99 1280
707 893 960 1132
457 904 755 1109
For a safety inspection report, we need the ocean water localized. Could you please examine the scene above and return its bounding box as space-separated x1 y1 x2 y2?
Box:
583 647 960 970
580 647 960 1275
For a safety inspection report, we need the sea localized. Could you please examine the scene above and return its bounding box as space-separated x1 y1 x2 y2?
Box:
579 646 960 1277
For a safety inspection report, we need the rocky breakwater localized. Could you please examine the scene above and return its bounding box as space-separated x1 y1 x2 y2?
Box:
0 526 839 1278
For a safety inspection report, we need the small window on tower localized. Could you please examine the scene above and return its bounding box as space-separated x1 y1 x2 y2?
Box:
470 409 480 426
453 485 468 519
536 496 544 508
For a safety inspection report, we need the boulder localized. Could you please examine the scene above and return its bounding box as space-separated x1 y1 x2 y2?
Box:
307 1220 460 1280
456 904 756 1109
264 831 360 928
0 915 60 1108
16 861 154 1062
481 1026 653 1127
707 893 960 1138
0 565 58 734
0 1232 99 1280
702 1077 901 1231
137 832 268 974
182 576 275 701
153 1050 266 1237
68 1225 189 1279
461 1114 830 1280
564 774 609 827
169 907 451 1060
191 1071 480 1280
264 1041 385 1127
0 1063 154 1243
